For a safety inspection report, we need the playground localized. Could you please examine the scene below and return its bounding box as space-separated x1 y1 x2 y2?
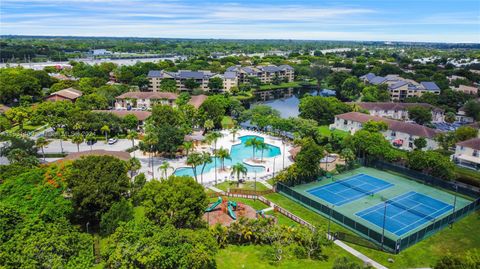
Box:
204 196 273 226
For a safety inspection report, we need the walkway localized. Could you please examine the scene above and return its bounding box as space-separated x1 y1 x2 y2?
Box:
208 186 225 194
331 237 388 269
259 180 273 189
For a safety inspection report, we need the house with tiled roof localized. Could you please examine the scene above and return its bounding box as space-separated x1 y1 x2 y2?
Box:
46 88 83 102
352 102 444 122
452 138 480 170
360 73 441 101
330 112 441 150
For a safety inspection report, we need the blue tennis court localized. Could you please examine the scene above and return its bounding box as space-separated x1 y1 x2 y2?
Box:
356 191 454 236
307 174 394 206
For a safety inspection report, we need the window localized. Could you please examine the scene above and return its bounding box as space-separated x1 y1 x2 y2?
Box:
409 142 413 148
474 150 479 157
391 131 396 137
343 120 347 125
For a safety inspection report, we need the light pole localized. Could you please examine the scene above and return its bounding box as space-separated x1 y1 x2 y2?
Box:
272 157 277 178
451 184 458 229
282 139 285 170
86 222 90 234
254 170 257 200
381 201 388 250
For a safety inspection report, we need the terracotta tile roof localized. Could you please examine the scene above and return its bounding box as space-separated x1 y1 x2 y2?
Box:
62 150 131 161
116 91 178 100
49 88 83 100
188 95 208 109
335 112 442 139
456 138 480 150
352 102 441 112
93 110 152 121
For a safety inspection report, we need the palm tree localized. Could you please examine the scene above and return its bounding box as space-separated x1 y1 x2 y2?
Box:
71 133 84 152
158 161 173 179
56 128 66 153
215 147 231 170
231 162 247 187
186 152 203 183
101 125 110 142
230 126 240 142
143 134 158 178
85 132 95 151
182 141 194 156
340 148 355 170
257 141 270 161
206 131 223 184
127 130 138 148
204 119 215 132
127 157 141 178
245 137 261 161
35 137 50 161
200 152 212 184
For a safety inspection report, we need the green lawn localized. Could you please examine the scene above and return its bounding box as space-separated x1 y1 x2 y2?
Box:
215 181 269 192
265 192 480 268
318 125 349 138
455 166 480 187
221 116 235 129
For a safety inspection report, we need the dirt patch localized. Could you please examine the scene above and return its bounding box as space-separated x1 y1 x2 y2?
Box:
204 199 265 226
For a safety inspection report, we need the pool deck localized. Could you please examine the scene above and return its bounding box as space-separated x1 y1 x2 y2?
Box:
134 129 295 185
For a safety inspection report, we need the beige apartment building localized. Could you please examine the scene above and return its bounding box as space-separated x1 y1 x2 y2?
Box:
226 64 294 84
353 102 445 122
452 138 480 170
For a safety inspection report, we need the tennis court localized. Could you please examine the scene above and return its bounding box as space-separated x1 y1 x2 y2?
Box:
307 173 393 206
356 191 454 236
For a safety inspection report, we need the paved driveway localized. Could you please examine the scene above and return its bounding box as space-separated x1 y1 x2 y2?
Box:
42 139 136 154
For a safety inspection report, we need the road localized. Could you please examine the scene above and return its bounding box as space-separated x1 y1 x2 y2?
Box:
41 139 136 154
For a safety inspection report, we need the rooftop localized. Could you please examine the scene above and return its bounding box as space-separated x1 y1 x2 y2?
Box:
49 87 83 100
456 138 480 151
116 91 178 100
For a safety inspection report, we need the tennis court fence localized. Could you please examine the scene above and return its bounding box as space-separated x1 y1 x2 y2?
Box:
276 182 480 253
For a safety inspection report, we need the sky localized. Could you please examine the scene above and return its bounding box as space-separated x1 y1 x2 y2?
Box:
1 0 479 43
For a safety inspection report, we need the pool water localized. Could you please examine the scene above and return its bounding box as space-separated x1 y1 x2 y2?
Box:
174 135 281 177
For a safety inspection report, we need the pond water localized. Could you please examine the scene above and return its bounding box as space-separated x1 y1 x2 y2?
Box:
252 87 333 118
174 135 281 177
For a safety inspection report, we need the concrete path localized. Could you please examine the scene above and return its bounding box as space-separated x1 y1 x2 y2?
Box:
262 207 274 212
332 237 388 269
208 186 225 193
259 180 273 189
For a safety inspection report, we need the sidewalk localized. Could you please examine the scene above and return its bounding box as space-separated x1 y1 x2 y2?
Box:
208 186 225 193
331 236 388 269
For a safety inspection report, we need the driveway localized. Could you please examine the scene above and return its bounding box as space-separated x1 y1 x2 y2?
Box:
41 139 137 154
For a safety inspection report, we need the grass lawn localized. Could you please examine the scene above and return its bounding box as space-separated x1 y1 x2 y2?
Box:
318 125 349 138
215 181 269 192
216 242 361 269
221 116 235 129
455 166 480 187
265 192 480 268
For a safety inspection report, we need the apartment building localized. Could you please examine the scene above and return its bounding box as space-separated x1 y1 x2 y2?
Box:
114 92 207 110
147 70 215 92
452 85 478 95
226 64 294 84
353 102 445 122
452 138 480 170
330 112 441 151
360 73 440 101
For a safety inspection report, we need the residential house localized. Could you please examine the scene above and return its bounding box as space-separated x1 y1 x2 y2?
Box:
452 85 478 95
360 73 440 101
352 102 444 122
456 105 475 123
452 138 480 170
46 88 83 102
330 112 441 150
114 92 207 110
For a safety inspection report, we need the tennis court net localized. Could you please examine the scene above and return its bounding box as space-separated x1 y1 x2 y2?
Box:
385 199 436 221
337 179 374 196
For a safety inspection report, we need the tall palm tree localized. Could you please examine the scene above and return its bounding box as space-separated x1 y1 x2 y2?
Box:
182 141 194 156
143 134 158 178
158 161 173 179
56 128 66 153
85 132 95 151
200 152 212 184
215 147 231 170
35 137 50 161
101 125 110 142
206 131 223 184
230 126 240 142
71 133 84 152
245 137 261 161
256 141 270 161
186 152 203 183
204 119 215 132
231 162 247 187
127 157 141 178
127 130 138 148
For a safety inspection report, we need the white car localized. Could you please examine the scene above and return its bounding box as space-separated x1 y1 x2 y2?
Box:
108 138 118 145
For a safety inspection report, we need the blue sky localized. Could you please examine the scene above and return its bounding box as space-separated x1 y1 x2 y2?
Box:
1 0 479 42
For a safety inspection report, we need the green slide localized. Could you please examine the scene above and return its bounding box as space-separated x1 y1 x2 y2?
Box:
205 197 222 212
227 201 237 220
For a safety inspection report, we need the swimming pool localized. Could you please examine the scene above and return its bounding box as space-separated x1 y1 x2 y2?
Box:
174 135 281 177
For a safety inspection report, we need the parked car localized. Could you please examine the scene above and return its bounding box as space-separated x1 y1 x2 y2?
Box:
108 138 118 145
87 139 96 146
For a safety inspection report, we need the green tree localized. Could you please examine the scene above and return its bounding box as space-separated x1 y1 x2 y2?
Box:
299 96 352 125
187 152 203 183
295 138 324 180
140 176 208 228
199 95 228 127
257 140 270 161
332 257 362 269
101 124 110 141
65 155 130 225
455 126 478 142
230 126 240 142
127 130 138 148
464 100 480 121
245 137 262 160
200 152 213 184
85 132 95 151
231 162 247 187
204 119 215 132
444 112 456 123
406 150 455 180
158 161 173 179
56 127 67 153
182 141 194 156
340 77 363 101
160 79 178 92
123 114 138 130
408 106 432 125
215 147 231 170
35 137 50 161
71 133 84 152
126 157 141 178
340 148 355 170
100 199 134 235
413 137 427 150
208 77 224 91
184 78 200 90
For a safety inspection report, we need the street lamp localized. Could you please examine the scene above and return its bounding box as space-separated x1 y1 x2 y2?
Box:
381 201 388 250
272 157 277 178
282 139 285 170
327 205 334 239
86 222 90 234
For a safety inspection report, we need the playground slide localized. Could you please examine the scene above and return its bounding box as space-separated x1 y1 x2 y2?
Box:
205 197 222 212
227 201 237 220
256 210 266 218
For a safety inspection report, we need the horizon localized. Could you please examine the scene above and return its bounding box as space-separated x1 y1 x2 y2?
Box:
1 0 479 43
